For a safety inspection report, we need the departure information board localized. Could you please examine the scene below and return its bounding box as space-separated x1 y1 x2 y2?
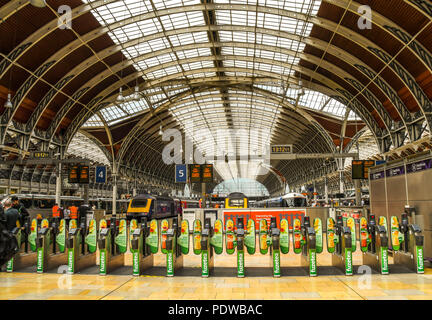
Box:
271 145 293 154
190 164 201 183
79 166 90 184
352 160 376 179
201 164 213 183
69 165 90 184
189 164 214 183
68 165 79 183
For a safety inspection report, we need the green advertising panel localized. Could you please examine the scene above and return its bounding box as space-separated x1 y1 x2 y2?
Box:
244 219 256 255
292 218 302 254
178 220 190 255
378 216 387 232
85 219 97 253
347 217 356 252
390 216 402 251
147 219 158 254
225 219 236 255
313 218 323 254
309 249 317 277
201 250 210 277
344 247 353 275
416 246 424 273
6 229 21 272
210 219 223 254
115 219 127 254
193 219 202 255
280 218 290 254
160 219 169 254
326 218 336 253
56 219 66 253
380 246 389 274
237 250 245 278
99 219 109 275
259 219 268 255
272 250 281 277
129 219 138 251
359 217 369 252
28 218 38 252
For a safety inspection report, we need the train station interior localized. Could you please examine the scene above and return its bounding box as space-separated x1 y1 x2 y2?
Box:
0 0 432 302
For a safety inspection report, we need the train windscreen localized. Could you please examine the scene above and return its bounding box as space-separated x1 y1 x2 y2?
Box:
131 199 148 208
285 197 307 207
229 198 244 207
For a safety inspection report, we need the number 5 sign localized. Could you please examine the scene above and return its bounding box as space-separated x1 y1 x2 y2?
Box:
175 164 187 183
95 166 107 183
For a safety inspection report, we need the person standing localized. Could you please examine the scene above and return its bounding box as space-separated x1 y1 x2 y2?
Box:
11 196 29 227
3 199 20 231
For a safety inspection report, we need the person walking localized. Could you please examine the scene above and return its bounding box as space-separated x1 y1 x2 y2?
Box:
3 199 20 231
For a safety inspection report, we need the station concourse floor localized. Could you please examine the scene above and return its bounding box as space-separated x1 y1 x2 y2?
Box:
1 250 432 300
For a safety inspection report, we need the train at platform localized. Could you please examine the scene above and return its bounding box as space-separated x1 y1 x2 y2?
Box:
225 192 248 209
255 193 308 208
126 194 201 221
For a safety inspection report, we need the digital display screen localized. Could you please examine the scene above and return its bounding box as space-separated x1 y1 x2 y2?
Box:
79 166 90 184
190 164 201 183
271 145 292 154
201 164 213 183
352 160 364 179
363 160 375 179
69 165 79 183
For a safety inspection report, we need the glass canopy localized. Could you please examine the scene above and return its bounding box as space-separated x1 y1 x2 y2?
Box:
66 132 110 165
213 178 270 197
80 0 359 180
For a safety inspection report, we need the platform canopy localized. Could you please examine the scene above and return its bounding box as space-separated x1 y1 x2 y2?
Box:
1 0 432 193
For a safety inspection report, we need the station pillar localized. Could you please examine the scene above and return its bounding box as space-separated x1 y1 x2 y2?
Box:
55 162 62 206
324 177 329 204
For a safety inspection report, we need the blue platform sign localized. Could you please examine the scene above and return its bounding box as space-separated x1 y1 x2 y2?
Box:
95 166 107 183
175 164 187 183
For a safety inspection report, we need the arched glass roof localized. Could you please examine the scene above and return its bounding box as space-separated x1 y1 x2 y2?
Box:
213 177 270 197
66 132 110 165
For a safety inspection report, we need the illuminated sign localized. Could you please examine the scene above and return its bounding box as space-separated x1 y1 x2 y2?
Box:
352 160 376 179
68 165 79 183
271 145 293 154
190 164 201 183
30 151 51 158
201 164 213 183
79 166 90 184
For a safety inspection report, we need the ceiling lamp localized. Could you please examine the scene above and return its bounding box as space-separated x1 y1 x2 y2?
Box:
116 87 125 102
133 85 140 101
29 0 46 8
4 93 13 108
159 125 163 136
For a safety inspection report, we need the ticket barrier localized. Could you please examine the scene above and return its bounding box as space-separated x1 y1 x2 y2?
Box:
5 217 38 272
300 217 317 277
66 217 97 274
391 213 424 274
269 217 281 278
165 218 183 277
200 218 214 278
360 215 389 274
235 218 246 278
129 218 154 276
35 218 68 273
329 215 353 276
98 216 127 275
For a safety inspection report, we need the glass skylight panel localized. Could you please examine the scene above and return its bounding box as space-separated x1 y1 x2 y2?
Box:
109 18 163 44
118 98 149 114
100 105 127 121
152 0 201 10
82 114 103 127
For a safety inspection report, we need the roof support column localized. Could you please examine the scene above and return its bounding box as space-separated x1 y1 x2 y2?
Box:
55 161 62 207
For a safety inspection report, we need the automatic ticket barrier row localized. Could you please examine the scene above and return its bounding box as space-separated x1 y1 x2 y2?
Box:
5 213 425 277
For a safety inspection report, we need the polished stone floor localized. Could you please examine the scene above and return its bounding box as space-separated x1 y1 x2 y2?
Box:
1 250 431 300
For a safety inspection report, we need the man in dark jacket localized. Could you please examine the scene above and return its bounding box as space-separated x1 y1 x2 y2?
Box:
11 196 29 226
3 199 19 231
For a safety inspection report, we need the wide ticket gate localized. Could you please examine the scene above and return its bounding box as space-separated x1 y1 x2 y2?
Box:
4 211 425 277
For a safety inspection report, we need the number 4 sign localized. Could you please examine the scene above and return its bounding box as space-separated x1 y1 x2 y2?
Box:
175 164 187 183
95 166 107 183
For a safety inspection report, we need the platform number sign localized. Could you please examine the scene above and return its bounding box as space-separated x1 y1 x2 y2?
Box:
175 164 187 183
95 166 107 183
